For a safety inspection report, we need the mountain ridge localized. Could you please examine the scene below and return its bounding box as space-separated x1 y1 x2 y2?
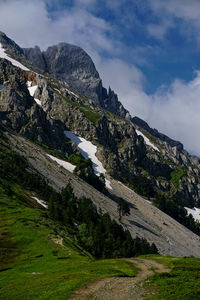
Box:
1 31 200 257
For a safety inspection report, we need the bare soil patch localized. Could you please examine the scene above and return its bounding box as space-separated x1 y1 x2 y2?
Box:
70 258 170 300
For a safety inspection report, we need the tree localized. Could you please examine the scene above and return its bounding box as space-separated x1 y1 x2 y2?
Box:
117 198 130 220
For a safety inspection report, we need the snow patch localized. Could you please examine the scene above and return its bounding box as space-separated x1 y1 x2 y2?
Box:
46 154 76 173
0 43 29 71
26 82 42 106
27 82 38 97
32 196 48 209
185 207 200 222
34 98 42 106
105 179 112 190
136 129 160 152
64 131 112 190
66 88 79 98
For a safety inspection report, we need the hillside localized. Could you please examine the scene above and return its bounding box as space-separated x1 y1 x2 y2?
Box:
0 176 137 299
0 30 200 254
1 28 200 299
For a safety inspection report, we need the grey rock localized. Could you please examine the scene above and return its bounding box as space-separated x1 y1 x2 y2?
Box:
0 31 24 57
23 46 47 71
24 43 102 105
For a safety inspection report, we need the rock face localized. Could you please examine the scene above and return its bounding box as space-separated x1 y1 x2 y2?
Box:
1 31 200 206
1 31 200 256
24 43 102 105
0 58 68 150
23 43 131 119
0 31 24 57
6 131 200 258
23 46 47 71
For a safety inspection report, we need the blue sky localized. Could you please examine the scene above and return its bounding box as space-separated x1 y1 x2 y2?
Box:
45 0 200 93
0 0 200 155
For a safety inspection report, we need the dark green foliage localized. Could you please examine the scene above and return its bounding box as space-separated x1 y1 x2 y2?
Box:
0 134 157 259
68 154 106 193
117 198 130 219
49 183 158 258
171 166 187 188
0 146 56 202
68 154 91 169
33 140 66 160
153 194 200 235
129 175 156 198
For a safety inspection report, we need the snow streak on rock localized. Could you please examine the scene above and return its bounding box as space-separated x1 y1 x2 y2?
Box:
0 43 29 71
66 88 79 98
46 154 76 173
64 131 112 189
27 81 42 106
185 207 200 222
136 129 160 152
32 196 48 209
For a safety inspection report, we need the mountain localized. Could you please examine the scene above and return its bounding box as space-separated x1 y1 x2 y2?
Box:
1 31 200 259
23 43 131 119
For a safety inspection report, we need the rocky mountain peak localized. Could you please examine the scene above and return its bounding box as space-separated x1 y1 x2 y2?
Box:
0 31 24 57
23 42 102 104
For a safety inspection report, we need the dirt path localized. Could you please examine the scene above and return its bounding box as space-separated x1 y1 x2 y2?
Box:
70 258 170 300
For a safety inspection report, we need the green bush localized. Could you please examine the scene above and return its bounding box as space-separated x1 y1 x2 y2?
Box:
171 166 186 188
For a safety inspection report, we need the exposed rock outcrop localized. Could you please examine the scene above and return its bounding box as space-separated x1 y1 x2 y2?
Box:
1 30 200 208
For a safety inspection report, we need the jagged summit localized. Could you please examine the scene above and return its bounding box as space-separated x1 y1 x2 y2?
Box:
0 31 24 57
23 42 131 118
23 42 102 105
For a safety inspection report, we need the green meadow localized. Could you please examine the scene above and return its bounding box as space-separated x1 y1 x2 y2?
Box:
0 185 137 300
142 255 200 300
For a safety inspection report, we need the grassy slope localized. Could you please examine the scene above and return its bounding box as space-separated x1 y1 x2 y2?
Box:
142 255 200 300
0 185 137 300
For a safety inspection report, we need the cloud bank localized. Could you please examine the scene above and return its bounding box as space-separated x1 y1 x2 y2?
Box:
103 65 200 155
0 0 200 155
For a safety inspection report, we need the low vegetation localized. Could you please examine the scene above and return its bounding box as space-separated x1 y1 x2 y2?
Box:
171 166 187 188
0 185 137 300
143 255 200 299
128 175 156 198
49 184 158 258
79 106 101 125
68 154 106 192
0 132 158 298
153 194 200 235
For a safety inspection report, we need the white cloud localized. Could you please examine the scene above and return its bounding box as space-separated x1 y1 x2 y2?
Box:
147 19 174 39
100 60 200 155
148 0 200 43
149 73 200 155
150 0 200 23
0 0 113 54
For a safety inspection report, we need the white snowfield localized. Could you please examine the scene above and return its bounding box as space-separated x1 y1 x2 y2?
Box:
32 196 48 209
46 154 76 173
0 43 29 71
64 131 112 189
136 129 160 152
185 207 200 223
27 82 42 107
